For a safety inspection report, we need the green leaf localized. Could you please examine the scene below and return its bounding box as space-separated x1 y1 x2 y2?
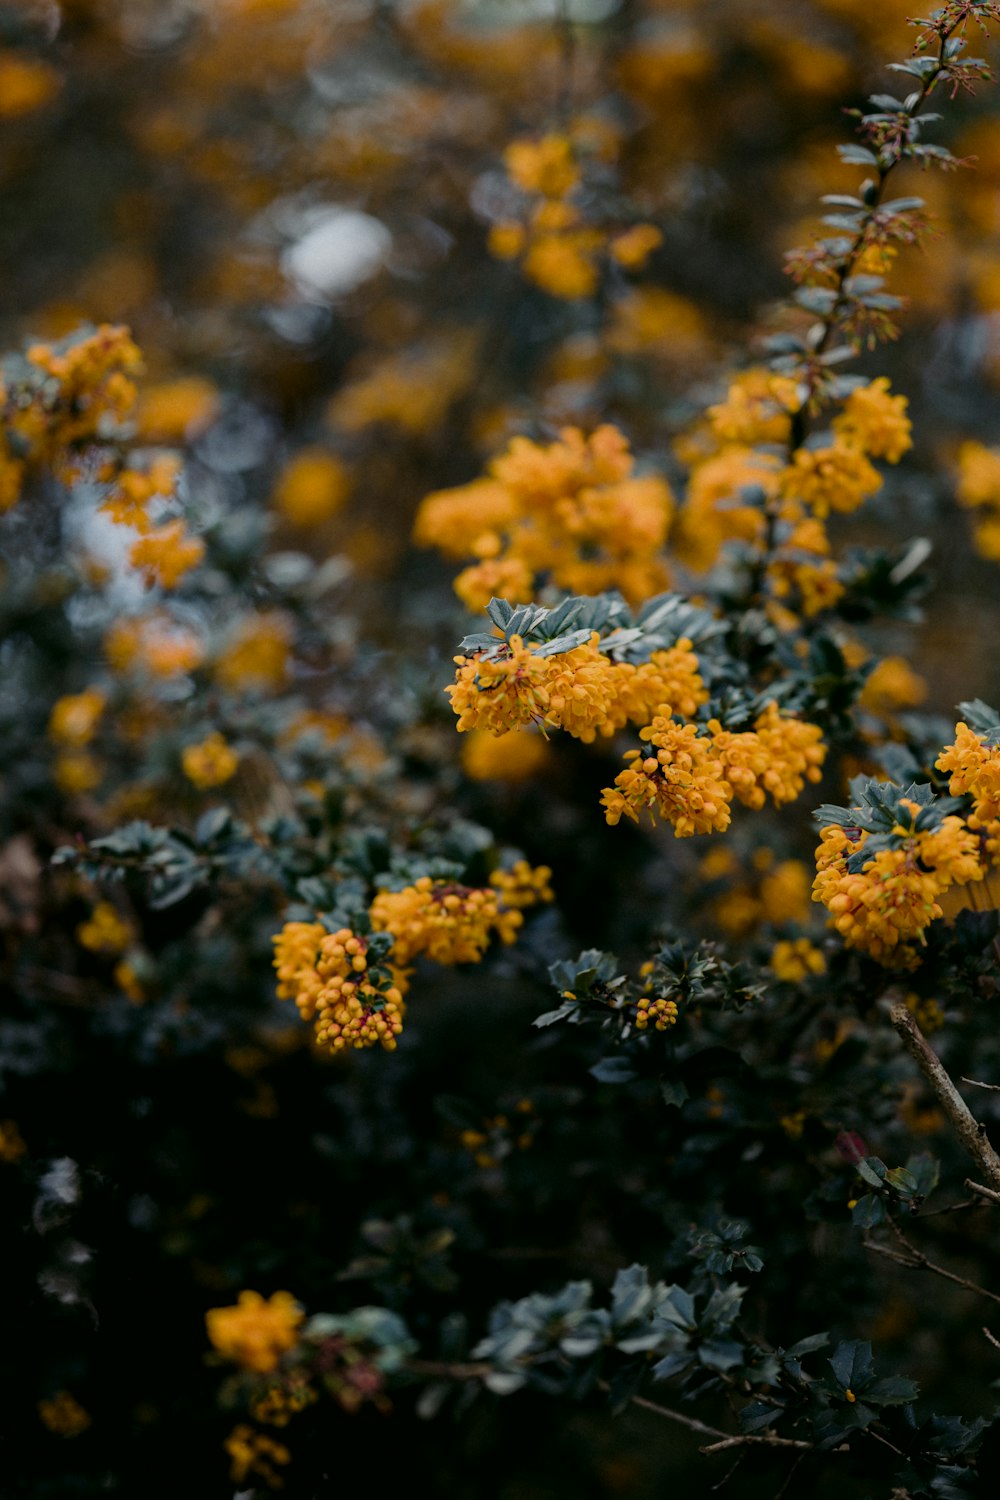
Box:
829 1339 875 1393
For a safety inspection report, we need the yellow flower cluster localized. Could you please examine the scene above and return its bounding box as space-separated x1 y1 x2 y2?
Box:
215 613 291 692
832 378 912 463
416 424 673 609
250 1378 317 1427
182 732 240 789
370 869 550 965
448 633 705 744
128 519 205 590
49 688 106 748
37 1391 91 1438
705 847 813 937
770 937 826 982
780 440 882 519
937 722 1000 823
21 326 142 448
675 376 909 581
206 1290 303 1374
633 996 679 1030
105 615 204 678
308 930 406 1053
225 1424 291 1488
601 705 825 837
76 902 132 954
460 728 552 782
273 448 350 526
812 810 984 964
489 132 661 300
274 868 550 1051
957 436 1000 558
97 456 180 531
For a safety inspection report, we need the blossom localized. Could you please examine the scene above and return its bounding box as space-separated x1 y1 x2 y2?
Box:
418 425 673 607
937 722 1000 821
602 718 734 836
49 688 106 748
76 902 132 954
129 520 204 589
206 1290 303 1373
771 938 826 982
833 378 912 462
182 732 239 789
273 449 350 526
780 440 882 519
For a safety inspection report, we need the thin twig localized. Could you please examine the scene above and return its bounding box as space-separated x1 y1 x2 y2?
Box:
966 1179 1000 1206
700 1434 813 1455
863 1220 1000 1306
961 1077 1000 1092
889 1003 1000 1190
983 1327 1000 1351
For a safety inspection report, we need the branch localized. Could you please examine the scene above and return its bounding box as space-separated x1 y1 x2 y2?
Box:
966 1179 1000 1206
889 1002 1000 1190
863 1218 1000 1306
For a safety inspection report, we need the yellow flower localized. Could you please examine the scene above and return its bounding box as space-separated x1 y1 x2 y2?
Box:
708 369 801 447
833 378 911 462
461 729 552 782
135 377 219 442
859 656 927 714
0 53 60 118
504 134 579 198
274 449 350 526
937 723 1000 821
129 520 205 589
206 1290 303 1373
771 938 826 982
781 440 881 519
49 688 106 748
38 1392 90 1438
182 733 239 789
214 613 291 692
225 1425 291 1488
0 1119 27 1164
76 902 132 954
609 224 663 269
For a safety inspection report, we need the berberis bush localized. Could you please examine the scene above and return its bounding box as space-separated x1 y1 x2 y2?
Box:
6 1 1000 1496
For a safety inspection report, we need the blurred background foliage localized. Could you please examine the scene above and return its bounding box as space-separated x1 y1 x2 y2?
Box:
4 0 1000 1496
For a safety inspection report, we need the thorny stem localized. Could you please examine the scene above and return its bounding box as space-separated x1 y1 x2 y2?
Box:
750 12 983 603
889 1001 1000 1190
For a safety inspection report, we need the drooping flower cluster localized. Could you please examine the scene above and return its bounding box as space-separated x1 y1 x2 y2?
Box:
273 866 552 1053
370 866 552 966
1 326 205 589
488 130 661 301
416 425 674 609
633 996 679 1031
206 1290 304 1375
812 802 985 965
601 704 825 837
310 930 406 1054
447 632 705 743
937 720 1000 823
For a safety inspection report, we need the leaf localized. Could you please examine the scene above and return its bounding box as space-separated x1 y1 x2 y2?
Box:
532 1002 578 1028
590 1056 638 1085
659 1079 689 1109
905 1153 940 1199
836 143 880 165
786 1332 829 1359
851 1194 886 1229
739 1400 784 1433
866 1375 919 1406
856 1157 888 1188
829 1339 875 1393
